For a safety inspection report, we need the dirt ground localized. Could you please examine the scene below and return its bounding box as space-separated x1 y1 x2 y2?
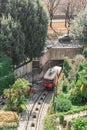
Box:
48 20 68 34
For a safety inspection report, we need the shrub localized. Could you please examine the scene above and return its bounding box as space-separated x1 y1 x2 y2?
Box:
59 114 64 124
0 56 12 77
0 57 15 94
71 117 87 130
55 96 72 112
83 46 87 58
63 58 71 77
62 84 68 92
69 87 87 104
4 78 30 113
0 111 18 129
44 116 57 130
62 78 69 92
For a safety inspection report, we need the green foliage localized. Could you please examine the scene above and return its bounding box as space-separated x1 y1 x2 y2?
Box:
83 46 87 58
55 96 72 112
69 87 87 104
0 14 25 65
44 116 57 130
70 7 87 44
4 78 30 113
0 73 15 94
59 114 64 124
62 84 68 92
0 0 48 65
71 117 87 130
75 60 87 82
61 57 87 104
0 57 15 94
0 127 17 130
65 106 87 115
0 57 12 76
47 33 58 39
63 57 71 77
75 59 87 98
62 76 69 93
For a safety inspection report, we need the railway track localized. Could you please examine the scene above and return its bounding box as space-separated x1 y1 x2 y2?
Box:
18 84 53 130
26 90 53 130
36 90 52 130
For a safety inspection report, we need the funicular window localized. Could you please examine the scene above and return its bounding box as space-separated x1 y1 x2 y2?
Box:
43 79 53 83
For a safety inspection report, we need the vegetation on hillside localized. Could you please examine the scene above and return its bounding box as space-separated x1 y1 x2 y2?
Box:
58 54 87 105
44 50 87 130
71 117 87 130
70 7 87 44
4 78 30 113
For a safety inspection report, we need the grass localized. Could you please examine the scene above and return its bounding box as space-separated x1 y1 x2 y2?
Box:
47 33 58 39
0 128 17 130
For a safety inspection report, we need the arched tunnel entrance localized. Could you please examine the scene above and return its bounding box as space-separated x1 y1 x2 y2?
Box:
41 60 64 74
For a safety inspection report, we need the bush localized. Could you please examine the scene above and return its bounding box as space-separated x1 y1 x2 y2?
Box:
0 56 12 77
0 57 15 94
44 116 57 130
62 78 69 92
59 114 64 124
71 117 87 130
69 87 87 104
83 46 87 58
62 84 68 92
0 73 14 94
55 96 72 112
63 58 71 77
4 78 30 113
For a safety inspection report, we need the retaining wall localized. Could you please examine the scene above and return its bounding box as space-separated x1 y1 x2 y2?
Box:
14 46 83 77
40 46 83 67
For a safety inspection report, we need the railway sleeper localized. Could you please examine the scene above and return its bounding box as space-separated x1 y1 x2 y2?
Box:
38 101 42 105
31 123 35 127
40 97 44 101
35 107 39 111
32 114 37 118
43 93 46 96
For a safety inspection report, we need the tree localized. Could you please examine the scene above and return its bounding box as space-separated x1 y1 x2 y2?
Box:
46 0 61 33
0 0 48 65
0 14 25 65
61 0 87 34
70 7 87 44
4 78 30 112
0 0 8 16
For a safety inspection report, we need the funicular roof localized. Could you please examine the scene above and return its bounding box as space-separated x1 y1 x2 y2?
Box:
44 66 62 80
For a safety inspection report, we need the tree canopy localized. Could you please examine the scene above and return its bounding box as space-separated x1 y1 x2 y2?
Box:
70 7 87 44
0 0 48 65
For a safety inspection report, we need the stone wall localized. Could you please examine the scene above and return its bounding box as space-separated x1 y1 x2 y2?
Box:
49 47 83 60
14 61 32 78
14 47 83 77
